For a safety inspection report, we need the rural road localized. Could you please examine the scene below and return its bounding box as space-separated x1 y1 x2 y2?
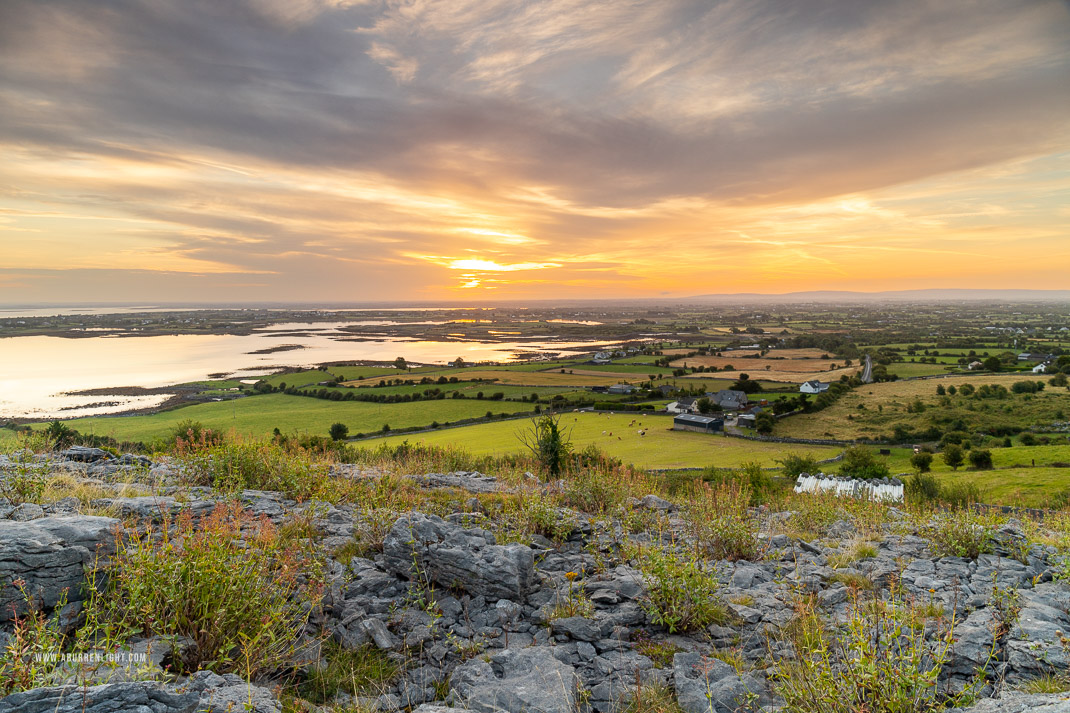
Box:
861 354 874 383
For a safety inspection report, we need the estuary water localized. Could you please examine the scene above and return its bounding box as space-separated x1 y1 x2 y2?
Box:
0 323 617 419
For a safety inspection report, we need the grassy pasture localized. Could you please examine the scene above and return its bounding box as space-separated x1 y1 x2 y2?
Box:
343 369 647 388
776 373 1069 440
886 362 957 378
681 365 860 384
59 394 537 443
364 412 841 469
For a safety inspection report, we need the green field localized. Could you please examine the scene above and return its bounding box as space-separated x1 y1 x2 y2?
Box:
886 362 957 378
59 394 537 444
364 412 842 469
0 430 17 449
933 467 1070 508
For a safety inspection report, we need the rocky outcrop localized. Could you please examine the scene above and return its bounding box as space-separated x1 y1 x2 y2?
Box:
673 653 772 713
0 515 118 619
450 647 580 713
958 690 1070 713
0 682 197 713
382 513 536 600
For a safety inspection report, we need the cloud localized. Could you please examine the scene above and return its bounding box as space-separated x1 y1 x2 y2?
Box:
0 0 1068 300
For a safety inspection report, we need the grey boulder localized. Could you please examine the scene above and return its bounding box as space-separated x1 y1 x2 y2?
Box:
0 515 118 620
0 682 197 713
451 647 580 713
673 653 769 713
382 513 535 600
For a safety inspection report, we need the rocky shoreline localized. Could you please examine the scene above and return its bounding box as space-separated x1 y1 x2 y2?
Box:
1 447 1069 712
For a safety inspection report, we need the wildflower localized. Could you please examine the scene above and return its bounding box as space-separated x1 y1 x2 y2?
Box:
565 571 578 581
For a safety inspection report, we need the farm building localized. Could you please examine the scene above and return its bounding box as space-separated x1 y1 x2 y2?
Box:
607 384 636 395
1033 362 1050 374
737 414 757 428
800 380 829 394
713 389 748 410
666 397 697 414
673 414 724 433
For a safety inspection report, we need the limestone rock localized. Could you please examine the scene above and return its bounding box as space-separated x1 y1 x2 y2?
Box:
451 647 580 713
0 682 197 713
382 513 535 600
0 515 118 620
673 652 770 713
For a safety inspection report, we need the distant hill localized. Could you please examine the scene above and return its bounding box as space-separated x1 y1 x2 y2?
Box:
682 289 1070 303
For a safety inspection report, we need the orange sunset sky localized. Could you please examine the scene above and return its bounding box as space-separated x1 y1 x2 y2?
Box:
1 0 1068 303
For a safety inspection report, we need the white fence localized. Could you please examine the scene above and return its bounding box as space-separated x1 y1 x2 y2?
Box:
793 473 903 502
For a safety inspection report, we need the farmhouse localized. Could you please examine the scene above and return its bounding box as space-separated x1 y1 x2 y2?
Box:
968 361 984 370
713 389 749 411
672 414 724 433
1033 362 1050 374
799 380 829 394
666 397 697 414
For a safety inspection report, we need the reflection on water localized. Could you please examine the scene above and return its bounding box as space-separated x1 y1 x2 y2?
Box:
0 330 617 419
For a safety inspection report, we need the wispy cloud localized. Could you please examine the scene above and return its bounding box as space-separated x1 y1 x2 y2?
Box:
0 0 1068 300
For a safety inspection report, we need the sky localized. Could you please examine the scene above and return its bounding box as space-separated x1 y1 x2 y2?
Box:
1 0 1068 303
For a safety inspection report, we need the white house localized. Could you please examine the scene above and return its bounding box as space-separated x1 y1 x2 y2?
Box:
1033 362 1049 374
800 380 829 394
666 398 697 414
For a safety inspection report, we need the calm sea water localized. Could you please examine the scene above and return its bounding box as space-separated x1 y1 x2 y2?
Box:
0 322 616 419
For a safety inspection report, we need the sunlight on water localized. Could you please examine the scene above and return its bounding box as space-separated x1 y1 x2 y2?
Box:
0 329 618 419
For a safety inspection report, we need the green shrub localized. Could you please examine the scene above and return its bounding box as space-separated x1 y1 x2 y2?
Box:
777 453 821 478
81 503 324 677
910 452 933 473
905 473 940 503
772 590 983 713
968 449 993 470
922 509 996 559
941 444 965 470
837 447 890 480
633 544 725 634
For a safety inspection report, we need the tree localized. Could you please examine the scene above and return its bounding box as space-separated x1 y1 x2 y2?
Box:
968 448 993 470
731 373 761 394
454 357 466 368
755 412 775 435
45 420 76 448
935 384 945 396
328 422 349 441
776 453 819 478
393 356 407 371
696 397 714 414
910 452 933 473
982 356 1001 372
838 446 891 480
518 414 573 477
942 444 964 470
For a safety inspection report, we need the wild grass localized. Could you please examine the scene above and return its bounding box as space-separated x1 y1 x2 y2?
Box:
772 589 984 713
620 681 685 713
685 481 763 561
81 502 325 678
629 542 727 634
293 642 400 704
